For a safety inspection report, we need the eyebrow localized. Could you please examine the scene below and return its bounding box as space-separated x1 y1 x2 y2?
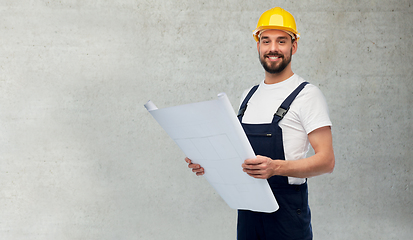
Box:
260 36 289 41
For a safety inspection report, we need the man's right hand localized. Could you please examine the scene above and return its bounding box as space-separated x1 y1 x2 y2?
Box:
185 157 205 176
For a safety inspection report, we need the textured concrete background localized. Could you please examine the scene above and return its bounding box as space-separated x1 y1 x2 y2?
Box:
0 0 412 239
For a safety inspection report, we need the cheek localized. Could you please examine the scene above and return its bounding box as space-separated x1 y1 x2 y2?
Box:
281 47 292 57
258 49 265 58
258 46 270 56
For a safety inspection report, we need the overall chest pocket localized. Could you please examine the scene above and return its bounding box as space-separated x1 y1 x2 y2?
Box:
247 133 272 137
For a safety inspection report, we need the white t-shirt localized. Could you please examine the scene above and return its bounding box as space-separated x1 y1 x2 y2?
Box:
241 74 332 185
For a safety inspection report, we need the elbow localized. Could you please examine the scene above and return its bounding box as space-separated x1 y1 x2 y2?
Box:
326 155 335 174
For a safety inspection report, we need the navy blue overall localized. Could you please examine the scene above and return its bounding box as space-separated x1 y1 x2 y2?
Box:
237 82 312 240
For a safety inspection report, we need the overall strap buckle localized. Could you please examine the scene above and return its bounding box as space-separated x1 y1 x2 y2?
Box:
273 82 309 123
274 107 290 118
237 85 259 119
237 107 247 117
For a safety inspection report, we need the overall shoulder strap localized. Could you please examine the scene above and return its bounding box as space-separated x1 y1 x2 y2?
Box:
237 85 259 119
273 82 309 123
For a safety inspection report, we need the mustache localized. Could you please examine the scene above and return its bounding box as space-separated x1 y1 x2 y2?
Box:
264 51 283 58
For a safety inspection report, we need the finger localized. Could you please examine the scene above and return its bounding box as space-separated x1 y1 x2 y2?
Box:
242 163 262 170
188 163 201 169
244 159 256 165
192 167 204 175
250 174 266 179
244 167 261 173
244 158 264 165
244 170 266 179
190 165 202 171
193 167 204 173
185 157 192 163
244 167 268 177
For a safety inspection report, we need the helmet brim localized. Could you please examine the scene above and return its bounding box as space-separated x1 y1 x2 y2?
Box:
253 26 300 42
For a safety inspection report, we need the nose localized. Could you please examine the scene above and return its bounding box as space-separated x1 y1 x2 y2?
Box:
269 41 280 52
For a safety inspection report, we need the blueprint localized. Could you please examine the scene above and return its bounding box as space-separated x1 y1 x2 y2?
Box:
144 93 278 213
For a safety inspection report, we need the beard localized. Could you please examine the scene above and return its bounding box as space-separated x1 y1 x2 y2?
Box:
259 48 292 74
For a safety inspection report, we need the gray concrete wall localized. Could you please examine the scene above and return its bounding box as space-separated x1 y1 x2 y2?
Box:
0 0 412 239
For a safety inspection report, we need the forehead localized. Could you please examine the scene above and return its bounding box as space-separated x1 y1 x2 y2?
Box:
260 29 290 39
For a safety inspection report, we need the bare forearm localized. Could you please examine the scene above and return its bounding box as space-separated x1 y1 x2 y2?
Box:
272 151 335 178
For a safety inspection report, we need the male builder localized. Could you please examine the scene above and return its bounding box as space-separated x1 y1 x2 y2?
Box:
185 7 335 240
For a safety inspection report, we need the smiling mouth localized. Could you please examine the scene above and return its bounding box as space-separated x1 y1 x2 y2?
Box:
267 56 281 61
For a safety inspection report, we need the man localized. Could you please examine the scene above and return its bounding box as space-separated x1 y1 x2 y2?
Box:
185 7 334 240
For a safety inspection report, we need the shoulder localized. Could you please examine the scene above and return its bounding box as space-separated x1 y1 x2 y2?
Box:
298 83 329 112
291 75 327 101
294 81 332 133
239 82 261 106
301 83 326 99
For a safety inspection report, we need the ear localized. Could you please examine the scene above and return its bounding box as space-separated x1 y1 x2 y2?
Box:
291 41 298 55
257 41 260 52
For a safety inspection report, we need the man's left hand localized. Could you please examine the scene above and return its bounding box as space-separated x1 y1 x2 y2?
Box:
242 155 281 179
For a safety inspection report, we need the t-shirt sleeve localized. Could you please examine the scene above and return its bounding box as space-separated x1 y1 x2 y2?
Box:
299 85 332 134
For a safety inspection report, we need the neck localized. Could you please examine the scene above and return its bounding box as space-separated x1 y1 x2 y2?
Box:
264 66 294 84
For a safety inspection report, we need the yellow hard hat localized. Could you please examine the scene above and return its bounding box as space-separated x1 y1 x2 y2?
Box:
253 7 300 42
